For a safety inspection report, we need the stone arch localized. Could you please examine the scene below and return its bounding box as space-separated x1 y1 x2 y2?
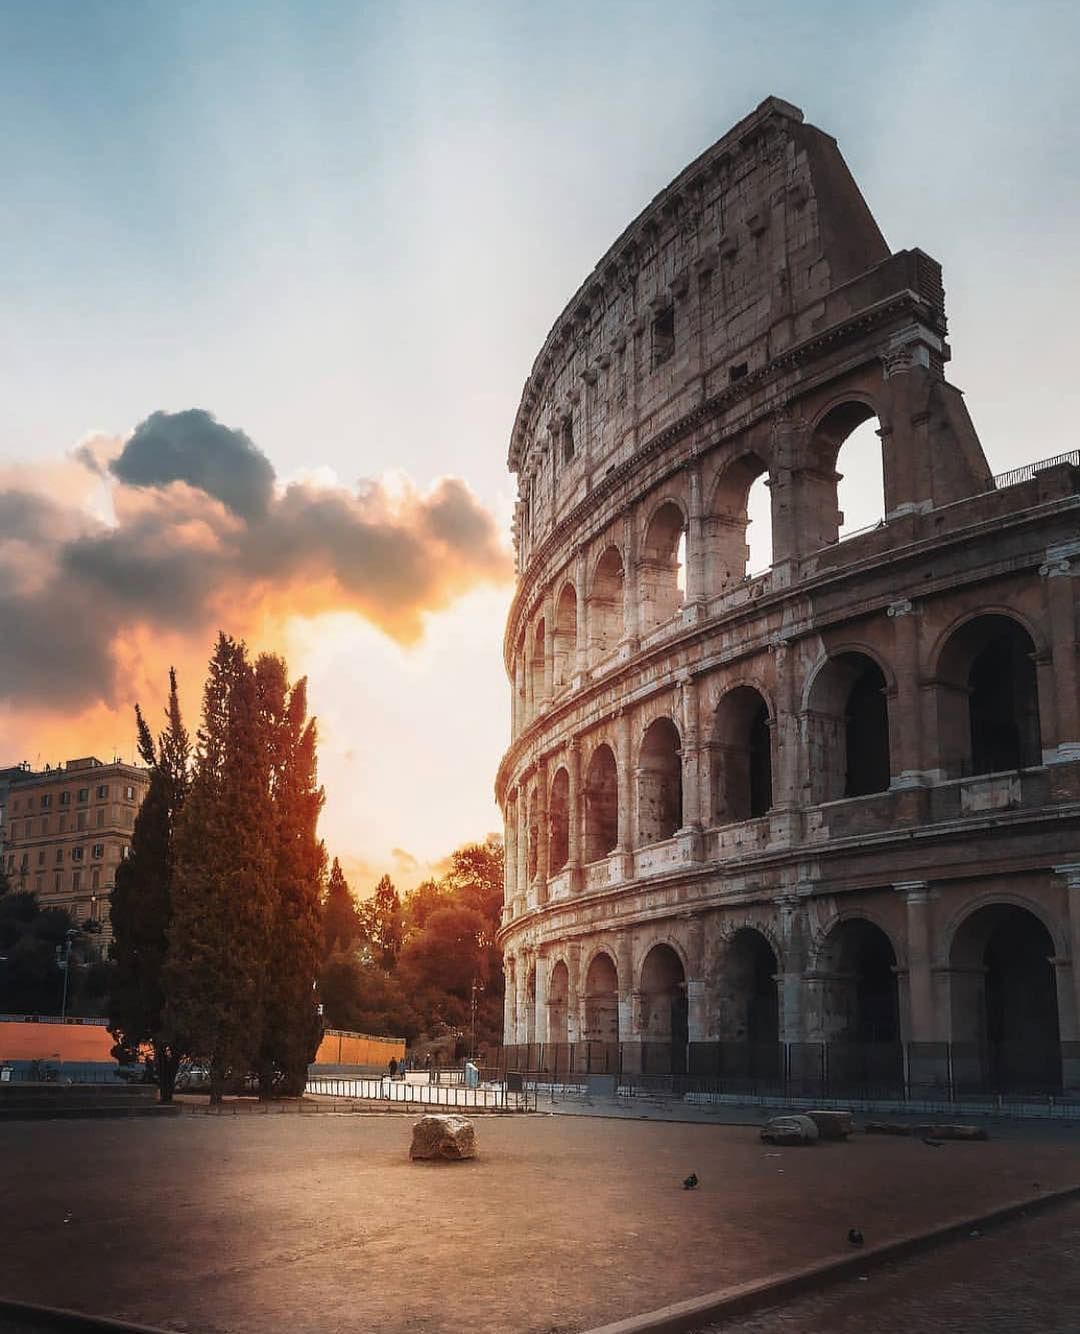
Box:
547 958 570 1046
932 611 1043 777
588 545 625 657
705 452 770 590
548 766 570 873
584 742 618 861
802 398 885 550
583 949 620 1043
713 927 780 1045
711 684 773 823
948 902 1061 1091
811 916 901 1043
637 716 682 843
805 649 892 802
552 581 578 689
638 942 688 1046
639 497 687 630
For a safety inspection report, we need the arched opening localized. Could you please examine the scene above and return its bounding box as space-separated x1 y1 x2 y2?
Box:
588 547 625 658
639 944 687 1050
716 929 779 1045
584 952 619 1043
808 401 884 549
547 960 569 1047
936 615 1041 777
584 744 618 861
553 583 578 689
949 904 1060 1092
638 717 682 844
514 641 526 731
816 919 900 1044
712 686 773 823
529 620 546 709
548 767 569 874
835 414 885 538
706 453 769 590
807 652 891 802
745 472 773 574
640 501 686 630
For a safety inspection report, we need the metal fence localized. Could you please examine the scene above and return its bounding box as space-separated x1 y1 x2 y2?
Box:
993 450 1080 489
491 1040 1080 1103
305 1073 537 1112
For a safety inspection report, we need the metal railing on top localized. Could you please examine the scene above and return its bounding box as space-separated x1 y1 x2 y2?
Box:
993 451 1080 489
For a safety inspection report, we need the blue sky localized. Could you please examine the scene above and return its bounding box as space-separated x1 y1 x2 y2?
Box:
2 1 1078 890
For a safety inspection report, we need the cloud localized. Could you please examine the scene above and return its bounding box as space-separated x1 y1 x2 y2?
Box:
0 409 513 715
110 409 276 519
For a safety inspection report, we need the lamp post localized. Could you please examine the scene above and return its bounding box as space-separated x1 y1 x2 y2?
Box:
58 928 78 1021
470 978 485 1061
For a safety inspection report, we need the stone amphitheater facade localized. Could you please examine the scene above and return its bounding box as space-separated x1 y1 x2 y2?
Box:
495 97 1080 1089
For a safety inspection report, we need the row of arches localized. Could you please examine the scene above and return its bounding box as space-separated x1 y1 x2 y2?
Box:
513 612 1043 881
514 405 887 719
520 903 1063 1088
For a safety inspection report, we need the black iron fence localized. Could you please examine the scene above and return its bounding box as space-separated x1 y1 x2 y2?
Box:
491 1040 1080 1102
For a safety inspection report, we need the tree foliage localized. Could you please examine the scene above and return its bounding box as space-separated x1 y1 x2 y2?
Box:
0 892 79 1015
323 858 365 957
363 874 403 971
109 669 190 1102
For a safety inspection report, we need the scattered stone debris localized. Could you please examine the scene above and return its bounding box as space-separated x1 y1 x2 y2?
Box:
761 1114 819 1145
803 1109 853 1140
865 1121 988 1141
409 1113 476 1161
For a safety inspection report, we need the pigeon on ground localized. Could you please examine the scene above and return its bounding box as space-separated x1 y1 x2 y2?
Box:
683 1173 699 1190
848 1228 864 1247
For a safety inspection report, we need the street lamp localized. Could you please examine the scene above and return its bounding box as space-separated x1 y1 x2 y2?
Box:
57 928 78 1021
470 978 485 1061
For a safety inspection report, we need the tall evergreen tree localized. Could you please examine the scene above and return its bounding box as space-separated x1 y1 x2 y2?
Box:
255 657 326 1098
323 857 364 957
365 874 403 971
108 671 190 1101
165 635 276 1104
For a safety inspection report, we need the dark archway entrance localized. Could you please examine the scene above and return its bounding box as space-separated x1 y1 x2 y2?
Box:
712 686 773 823
583 952 619 1045
950 904 1061 1092
638 717 682 843
639 944 688 1076
807 652 891 802
815 918 901 1093
584 744 618 861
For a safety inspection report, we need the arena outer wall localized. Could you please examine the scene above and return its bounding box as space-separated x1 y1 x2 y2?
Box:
495 97 1080 1094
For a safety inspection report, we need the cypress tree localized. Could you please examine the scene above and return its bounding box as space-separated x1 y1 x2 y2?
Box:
255 657 326 1098
366 875 403 972
108 671 190 1102
165 635 276 1104
323 857 364 957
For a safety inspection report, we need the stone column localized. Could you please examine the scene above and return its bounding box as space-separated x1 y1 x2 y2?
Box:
542 593 555 707
534 759 549 905
515 953 528 1044
615 710 635 878
516 782 529 909
684 459 706 616
621 511 640 649
1054 864 1080 1038
524 636 535 725
887 599 925 784
895 881 935 1041
685 917 707 1042
534 953 548 1048
773 893 806 1043
505 956 518 1043
503 796 517 906
566 739 583 894
617 934 635 1042
575 550 589 679
567 942 582 1043
1042 549 1080 761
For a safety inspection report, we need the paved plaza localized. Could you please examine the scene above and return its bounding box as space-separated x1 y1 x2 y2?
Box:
1 1113 1077 1333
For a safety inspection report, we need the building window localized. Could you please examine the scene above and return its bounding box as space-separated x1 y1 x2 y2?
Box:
77 812 87 831
7 822 15 841
562 418 575 464
54 873 61 893
20 854 28 870
55 848 63 864
124 785 135 801
6 855 13 872
91 868 100 890
59 791 70 805
10 799 18 812
652 306 675 369
96 809 104 828
37 850 45 866
40 793 52 809
92 844 104 859
35 873 44 893
72 846 84 862
96 785 109 799
59 815 67 834
77 788 89 803
72 869 81 891
40 817 48 835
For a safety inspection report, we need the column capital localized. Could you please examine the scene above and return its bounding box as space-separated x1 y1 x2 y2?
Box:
894 880 930 904
1054 863 1080 889
886 598 917 618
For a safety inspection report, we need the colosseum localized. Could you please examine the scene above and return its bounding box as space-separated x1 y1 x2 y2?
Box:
494 96 1080 1097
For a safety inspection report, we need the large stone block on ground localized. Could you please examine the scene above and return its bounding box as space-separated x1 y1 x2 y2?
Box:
761 1114 819 1146
409 1113 477 1161
804 1109 854 1139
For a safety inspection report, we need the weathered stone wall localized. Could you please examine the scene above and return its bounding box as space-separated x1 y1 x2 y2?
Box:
496 98 1080 1076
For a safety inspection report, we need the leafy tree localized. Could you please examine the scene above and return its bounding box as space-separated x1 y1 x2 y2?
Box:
323 858 365 957
166 635 276 1104
402 877 451 939
109 670 190 1102
364 874 403 971
397 904 488 1001
255 657 326 1099
0 893 77 1015
319 952 421 1039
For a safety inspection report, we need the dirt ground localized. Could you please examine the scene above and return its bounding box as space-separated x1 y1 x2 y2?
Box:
1 1112 1077 1334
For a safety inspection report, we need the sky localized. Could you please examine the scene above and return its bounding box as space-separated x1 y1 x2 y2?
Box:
1 1 1078 896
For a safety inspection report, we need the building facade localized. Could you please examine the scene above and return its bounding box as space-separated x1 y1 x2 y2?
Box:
3 757 149 936
494 98 1080 1091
